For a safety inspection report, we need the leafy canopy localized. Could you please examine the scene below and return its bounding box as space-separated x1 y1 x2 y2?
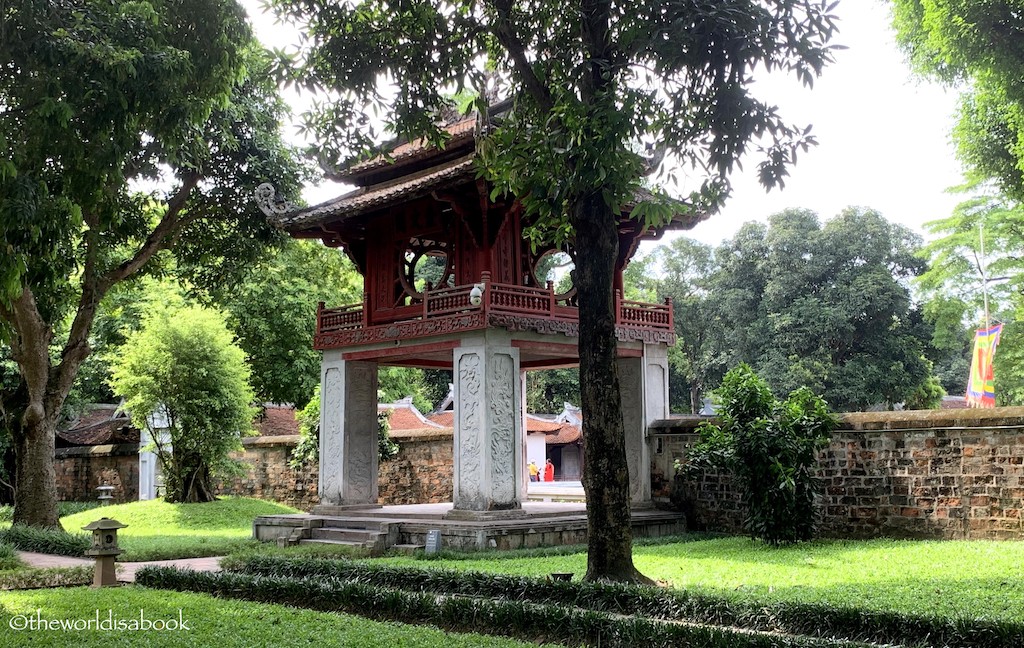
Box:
892 0 1024 198
269 0 840 237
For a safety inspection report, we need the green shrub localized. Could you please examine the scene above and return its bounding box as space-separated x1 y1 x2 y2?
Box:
224 555 1023 648
686 364 836 544
0 524 90 557
0 565 93 590
137 566 857 648
0 540 22 570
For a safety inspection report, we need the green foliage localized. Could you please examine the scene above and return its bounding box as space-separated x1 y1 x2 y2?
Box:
892 1 1024 198
217 239 361 408
226 554 1023 648
526 368 579 413
378 367 435 414
915 193 1024 402
289 385 321 471
109 305 256 503
0 566 94 590
0 524 90 557
0 0 305 527
0 540 21 570
687 365 836 545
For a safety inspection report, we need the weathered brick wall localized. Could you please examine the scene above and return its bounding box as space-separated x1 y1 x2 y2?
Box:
378 431 454 504
54 444 139 503
651 408 1024 540
216 436 320 510
214 431 455 509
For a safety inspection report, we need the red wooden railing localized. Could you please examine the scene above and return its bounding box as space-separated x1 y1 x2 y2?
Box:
317 275 673 335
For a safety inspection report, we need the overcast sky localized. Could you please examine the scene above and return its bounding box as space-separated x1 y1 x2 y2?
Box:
243 0 967 248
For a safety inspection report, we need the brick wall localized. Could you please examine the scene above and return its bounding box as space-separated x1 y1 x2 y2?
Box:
214 431 455 509
650 408 1024 540
54 444 139 503
378 430 454 504
216 436 320 510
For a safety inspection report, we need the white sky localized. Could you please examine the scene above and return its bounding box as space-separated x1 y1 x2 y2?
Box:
243 0 966 248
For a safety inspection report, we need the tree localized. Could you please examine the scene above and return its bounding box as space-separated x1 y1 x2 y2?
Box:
268 0 838 582
0 1 302 526
891 1 1024 198
917 194 1024 403
648 238 725 413
708 208 937 410
217 239 361 408
109 306 256 503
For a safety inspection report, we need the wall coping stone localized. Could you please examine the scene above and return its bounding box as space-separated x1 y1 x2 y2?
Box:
242 434 300 447
54 443 138 458
650 406 1024 434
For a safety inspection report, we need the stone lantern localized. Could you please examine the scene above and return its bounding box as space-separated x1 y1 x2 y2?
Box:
82 517 127 587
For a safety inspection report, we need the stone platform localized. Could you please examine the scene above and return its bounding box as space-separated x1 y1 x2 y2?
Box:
253 502 686 552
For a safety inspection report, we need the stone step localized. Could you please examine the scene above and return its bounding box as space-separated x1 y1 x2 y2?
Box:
297 538 368 548
311 527 386 543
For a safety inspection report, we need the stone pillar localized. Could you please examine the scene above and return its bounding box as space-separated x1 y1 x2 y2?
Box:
618 344 670 507
450 343 523 514
318 357 379 508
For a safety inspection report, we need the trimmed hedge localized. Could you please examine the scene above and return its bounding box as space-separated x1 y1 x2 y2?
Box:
227 555 1024 648
0 565 93 590
137 566 866 648
0 524 90 557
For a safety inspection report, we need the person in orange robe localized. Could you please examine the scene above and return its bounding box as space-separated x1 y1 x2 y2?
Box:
543 459 555 482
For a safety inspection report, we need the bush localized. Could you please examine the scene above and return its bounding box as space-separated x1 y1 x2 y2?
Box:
0 524 90 557
0 565 94 590
686 364 837 544
0 540 22 570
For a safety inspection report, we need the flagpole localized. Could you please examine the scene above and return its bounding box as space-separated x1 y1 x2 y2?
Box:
981 221 990 332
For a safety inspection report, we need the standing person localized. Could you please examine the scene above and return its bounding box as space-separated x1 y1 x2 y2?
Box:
544 459 555 483
528 461 539 482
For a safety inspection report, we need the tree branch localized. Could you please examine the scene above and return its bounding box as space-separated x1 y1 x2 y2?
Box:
487 0 554 113
51 171 202 407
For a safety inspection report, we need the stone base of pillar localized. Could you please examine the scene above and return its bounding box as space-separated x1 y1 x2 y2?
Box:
311 504 383 516
443 508 528 522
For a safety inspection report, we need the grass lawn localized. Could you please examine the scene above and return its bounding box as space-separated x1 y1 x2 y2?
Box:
376 536 1024 623
0 586 554 648
60 497 299 561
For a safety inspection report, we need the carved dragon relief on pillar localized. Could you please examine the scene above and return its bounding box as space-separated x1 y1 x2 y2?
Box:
488 352 517 506
344 362 377 503
457 352 484 506
320 367 343 504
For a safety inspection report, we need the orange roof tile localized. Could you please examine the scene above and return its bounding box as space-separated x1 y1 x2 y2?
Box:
427 411 454 428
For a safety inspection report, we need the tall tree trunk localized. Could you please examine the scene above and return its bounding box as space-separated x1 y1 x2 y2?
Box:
12 414 60 528
572 192 651 584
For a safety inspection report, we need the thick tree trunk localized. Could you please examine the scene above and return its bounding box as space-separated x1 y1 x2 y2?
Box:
11 415 61 528
571 193 652 584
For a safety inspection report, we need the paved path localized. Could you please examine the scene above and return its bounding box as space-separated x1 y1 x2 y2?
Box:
16 551 222 583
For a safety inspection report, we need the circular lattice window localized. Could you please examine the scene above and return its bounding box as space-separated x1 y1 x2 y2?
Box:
399 237 453 300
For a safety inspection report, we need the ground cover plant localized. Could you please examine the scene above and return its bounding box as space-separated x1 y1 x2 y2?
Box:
137 566 868 648
59 496 298 561
226 554 1023 648
0 586 550 648
374 536 1024 625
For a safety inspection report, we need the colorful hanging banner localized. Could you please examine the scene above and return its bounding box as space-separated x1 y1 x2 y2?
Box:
966 323 1003 408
